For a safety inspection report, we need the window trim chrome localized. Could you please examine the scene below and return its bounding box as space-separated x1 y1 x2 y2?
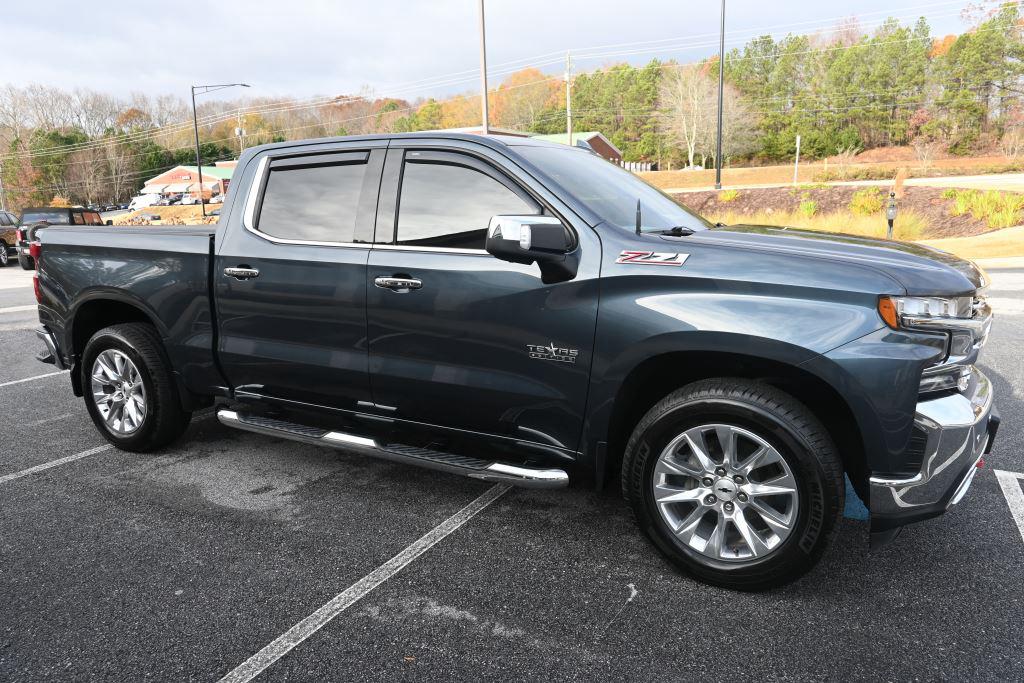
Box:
241 153 371 249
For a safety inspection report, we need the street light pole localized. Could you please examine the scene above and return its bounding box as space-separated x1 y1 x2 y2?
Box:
714 0 726 190
478 0 490 134
191 82 250 218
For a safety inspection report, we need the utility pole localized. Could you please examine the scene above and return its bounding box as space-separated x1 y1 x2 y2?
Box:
235 109 245 155
565 51 573 147
477 0 490 134
714 0 726 190
0 161 7 212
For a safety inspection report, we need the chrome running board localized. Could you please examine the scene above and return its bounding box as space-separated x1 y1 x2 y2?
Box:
217 409 569 489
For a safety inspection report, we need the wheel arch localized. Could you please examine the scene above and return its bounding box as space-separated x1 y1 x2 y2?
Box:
595 345 868 496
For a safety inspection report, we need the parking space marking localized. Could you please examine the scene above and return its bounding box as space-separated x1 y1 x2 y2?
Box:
0 370 68 388
0 444 112 485
994 470 1024 546
0 304 37 314
218 483 512 683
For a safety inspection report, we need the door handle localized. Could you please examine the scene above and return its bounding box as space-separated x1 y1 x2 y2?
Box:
224 266 260 280
374 276 422 291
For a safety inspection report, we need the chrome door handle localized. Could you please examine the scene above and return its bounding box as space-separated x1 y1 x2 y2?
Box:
374 276 422 291
224 266 260 280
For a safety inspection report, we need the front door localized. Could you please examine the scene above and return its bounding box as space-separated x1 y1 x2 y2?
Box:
215 143 386 410
366 146 599 453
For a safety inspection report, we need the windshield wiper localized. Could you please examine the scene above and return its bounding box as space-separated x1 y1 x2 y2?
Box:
660 226 695 236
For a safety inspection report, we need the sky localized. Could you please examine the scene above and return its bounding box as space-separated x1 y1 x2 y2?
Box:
0 0 977 103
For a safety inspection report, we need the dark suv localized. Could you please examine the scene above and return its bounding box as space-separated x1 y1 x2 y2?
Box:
15 207 105 269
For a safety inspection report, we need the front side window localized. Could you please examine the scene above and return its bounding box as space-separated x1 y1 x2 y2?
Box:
257 155 367 243
395 157 537 250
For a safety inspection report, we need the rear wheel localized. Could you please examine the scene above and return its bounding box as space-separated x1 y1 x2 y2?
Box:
0 242 8 267
81 323 191 451
17 253 32 270
622 378 844 591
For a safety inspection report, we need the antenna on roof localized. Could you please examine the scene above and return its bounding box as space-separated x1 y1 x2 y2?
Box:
635 199 642 236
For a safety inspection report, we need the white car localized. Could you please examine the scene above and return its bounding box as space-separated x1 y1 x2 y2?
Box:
180 194 199 205
210 194 225 204
128 194 161 211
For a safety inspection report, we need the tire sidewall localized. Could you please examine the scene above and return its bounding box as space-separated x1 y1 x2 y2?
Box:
81 329 160 449
635 396 830 582
0 244 8 267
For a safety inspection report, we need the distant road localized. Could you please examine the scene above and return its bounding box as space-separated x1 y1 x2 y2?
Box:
666 173 1024 194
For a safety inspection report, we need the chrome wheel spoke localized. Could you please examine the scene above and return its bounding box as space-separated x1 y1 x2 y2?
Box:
654 484 705 504
732 511 772 557
703 513 727 558
744 479 797 498
715 425 737 468
682 429 716 472
673 506 706 545
748 499 794 534
654 454 702 478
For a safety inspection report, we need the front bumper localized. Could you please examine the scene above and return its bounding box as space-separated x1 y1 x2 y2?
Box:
869 367 998 538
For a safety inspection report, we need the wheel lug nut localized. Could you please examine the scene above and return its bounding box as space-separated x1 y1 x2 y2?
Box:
724 502 734 512
738 493 748 502
704 494 717 505
733 475 744 484
715 467 727 476
702 477 713 487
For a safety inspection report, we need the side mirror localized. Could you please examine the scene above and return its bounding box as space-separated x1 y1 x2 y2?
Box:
486 216 578 284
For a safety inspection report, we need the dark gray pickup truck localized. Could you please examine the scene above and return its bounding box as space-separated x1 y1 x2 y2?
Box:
32 133 999 590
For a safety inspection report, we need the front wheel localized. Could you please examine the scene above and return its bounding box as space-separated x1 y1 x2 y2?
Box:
81 323 191 452
622 378 844 591
0 243 9 267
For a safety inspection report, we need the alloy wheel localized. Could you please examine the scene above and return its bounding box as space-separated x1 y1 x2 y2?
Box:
651 423 799 563
91 349 147 434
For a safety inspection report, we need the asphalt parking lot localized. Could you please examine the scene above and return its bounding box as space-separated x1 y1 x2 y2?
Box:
1 264 1023 681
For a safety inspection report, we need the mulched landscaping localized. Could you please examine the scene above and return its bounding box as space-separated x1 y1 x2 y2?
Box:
670 186 1008 239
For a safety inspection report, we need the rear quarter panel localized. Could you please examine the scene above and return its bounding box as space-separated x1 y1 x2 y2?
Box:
37 226 218 395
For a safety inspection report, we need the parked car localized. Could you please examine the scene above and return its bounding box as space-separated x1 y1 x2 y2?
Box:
209 194 225 204
32 133 999 590
128 194 161 212
0 209 19 266
180 194 199 205
16 207 105 269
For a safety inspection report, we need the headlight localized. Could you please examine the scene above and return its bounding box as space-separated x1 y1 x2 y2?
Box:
879 294 992 396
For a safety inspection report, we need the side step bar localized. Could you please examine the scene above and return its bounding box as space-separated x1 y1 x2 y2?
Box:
217 409 569 489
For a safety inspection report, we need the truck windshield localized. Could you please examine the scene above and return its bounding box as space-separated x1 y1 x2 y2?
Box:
20 210 67 224
517 146 712 233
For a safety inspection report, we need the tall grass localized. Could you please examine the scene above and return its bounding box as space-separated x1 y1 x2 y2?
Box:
706 209 930 241
944 189 1024 228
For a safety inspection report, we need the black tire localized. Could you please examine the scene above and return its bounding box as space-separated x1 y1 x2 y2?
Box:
81 323 191 452
18 253 33 270
0 242 9 267
622 378 844 591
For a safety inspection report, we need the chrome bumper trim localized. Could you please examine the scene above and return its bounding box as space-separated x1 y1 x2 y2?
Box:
870 368 995 517
217 409 569 489
35 326 66 370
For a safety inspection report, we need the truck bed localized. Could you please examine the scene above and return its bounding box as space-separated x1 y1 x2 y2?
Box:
35 224 220 399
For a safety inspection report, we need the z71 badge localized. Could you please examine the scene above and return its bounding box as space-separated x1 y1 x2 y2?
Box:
616 250 689 266
527 342 579 364
614 248 688 264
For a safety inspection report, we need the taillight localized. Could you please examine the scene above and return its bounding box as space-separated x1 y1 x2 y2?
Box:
16 228 25 241
30 240 42 303
33 273 42 303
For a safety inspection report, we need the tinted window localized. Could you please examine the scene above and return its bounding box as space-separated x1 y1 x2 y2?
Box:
72 212 85 225
395 159 536 250
0 213 9 226
257 158 367 243
84 212 102 225
20 210 68 224
517 146 711 233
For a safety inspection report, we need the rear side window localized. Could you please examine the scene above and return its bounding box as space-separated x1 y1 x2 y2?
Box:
72 212 85 225
257 152 368 243
85 212 102 225
0 213 9 226
21 210 67 224
395 157 537 250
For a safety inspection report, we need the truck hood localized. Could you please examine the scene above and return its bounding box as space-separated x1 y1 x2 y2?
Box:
688 224 985 295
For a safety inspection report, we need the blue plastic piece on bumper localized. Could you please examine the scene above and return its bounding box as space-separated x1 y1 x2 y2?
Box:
843 475 870 521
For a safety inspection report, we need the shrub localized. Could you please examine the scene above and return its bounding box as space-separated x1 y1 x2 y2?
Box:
798 200 817 217
718 189 740 202
944 189 1024 228
941 188 957 199
850 187 884 216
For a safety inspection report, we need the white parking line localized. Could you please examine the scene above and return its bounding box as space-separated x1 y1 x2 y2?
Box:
0 304 37 314
994 470 1024 546
0 444 112 485
0 370 68 388
218 483 512 683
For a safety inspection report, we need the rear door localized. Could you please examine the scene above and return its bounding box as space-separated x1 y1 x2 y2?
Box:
215 141 386 410
364 143 600 453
